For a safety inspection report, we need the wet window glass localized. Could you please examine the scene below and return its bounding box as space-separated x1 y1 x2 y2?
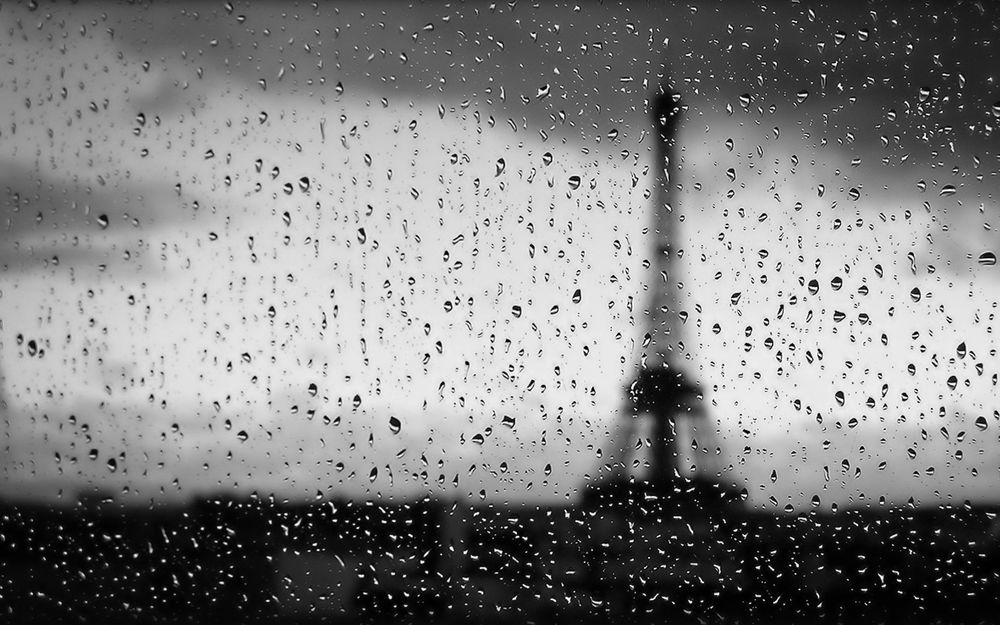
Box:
2 2 999 622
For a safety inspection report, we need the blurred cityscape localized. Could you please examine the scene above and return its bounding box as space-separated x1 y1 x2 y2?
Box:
3 485 1000 624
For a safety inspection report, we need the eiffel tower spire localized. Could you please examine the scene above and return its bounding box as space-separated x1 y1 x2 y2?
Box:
645 88 684 371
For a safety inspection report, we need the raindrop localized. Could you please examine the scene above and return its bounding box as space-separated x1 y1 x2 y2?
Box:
389 416 401 434
978 252 996 266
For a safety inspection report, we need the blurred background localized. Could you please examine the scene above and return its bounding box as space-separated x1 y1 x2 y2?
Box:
1 1 999 623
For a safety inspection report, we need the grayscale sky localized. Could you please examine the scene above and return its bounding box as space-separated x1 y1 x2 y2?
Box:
1 2 998 512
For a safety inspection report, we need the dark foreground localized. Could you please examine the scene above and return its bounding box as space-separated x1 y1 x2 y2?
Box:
2 486 999 624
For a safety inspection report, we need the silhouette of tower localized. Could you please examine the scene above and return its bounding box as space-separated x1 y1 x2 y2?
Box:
627 86 704 486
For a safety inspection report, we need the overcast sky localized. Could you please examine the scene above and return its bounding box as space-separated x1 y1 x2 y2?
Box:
1 2 999 511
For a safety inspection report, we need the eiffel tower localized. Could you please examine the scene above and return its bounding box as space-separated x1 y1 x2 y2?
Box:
585 81 741 509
